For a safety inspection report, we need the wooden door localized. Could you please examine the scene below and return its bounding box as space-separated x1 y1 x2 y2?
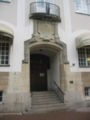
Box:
30 54 49 91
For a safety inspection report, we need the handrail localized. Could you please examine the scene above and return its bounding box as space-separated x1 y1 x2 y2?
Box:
30 2 60 11
53 81 64 103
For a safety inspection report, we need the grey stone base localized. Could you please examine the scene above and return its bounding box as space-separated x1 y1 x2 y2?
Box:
0 92 31 113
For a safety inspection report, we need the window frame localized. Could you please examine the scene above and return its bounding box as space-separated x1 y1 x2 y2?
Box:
78 46 90 68
74 0 90 15
0 36 11 67
0 0 11 3
0 91 3 102
85 87 90 96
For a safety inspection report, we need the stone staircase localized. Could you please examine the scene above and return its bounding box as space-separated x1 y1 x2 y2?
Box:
31 91 66 113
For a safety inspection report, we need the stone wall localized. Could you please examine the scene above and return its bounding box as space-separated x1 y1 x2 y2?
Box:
0 72 9 91
62 64 84 104
0 63 31 112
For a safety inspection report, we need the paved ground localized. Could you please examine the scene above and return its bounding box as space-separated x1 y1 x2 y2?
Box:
0 111 90 120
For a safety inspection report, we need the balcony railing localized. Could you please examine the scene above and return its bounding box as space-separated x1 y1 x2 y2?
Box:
30 2 61 22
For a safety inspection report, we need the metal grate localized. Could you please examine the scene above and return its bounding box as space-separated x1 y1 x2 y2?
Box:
0 36 10 66
78 47 90 67
85 87 90 96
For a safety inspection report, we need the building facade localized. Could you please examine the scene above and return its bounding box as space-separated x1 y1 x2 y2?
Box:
0 0 90 112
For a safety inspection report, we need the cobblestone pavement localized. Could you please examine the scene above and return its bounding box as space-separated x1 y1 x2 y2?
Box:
0 111 90 120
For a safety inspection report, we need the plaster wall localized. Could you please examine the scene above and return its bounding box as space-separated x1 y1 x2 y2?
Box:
0 0 17 26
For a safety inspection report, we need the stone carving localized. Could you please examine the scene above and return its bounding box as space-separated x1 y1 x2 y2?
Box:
23 20 68 64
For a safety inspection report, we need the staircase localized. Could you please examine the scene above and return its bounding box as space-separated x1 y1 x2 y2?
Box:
31 91 66 113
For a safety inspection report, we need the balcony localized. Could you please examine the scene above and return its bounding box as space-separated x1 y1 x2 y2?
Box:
30 2 61 22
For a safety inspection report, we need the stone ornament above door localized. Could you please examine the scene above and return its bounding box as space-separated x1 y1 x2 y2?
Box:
31 20 60 43
23 20 68 64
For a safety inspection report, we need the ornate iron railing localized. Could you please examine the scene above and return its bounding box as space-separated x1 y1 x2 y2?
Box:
53 81 64 103
30 2 61 22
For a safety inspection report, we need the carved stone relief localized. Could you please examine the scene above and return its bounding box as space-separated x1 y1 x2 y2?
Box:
24 20 68 64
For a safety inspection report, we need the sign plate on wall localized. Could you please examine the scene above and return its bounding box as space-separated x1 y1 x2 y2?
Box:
40 73 45 77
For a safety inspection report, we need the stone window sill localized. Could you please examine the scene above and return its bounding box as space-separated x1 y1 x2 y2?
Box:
0 102 3 104
75 11 90 16
0 65 10 67
85 96 90 100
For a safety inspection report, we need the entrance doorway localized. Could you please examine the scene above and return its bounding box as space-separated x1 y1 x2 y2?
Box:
30 54 50 92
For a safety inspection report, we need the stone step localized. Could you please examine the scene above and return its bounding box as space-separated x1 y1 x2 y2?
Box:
32 96 60 101
31 91 64 113
32 91 54 94
32 93 57 97
31 104 66 113
32 100 61 105
32 103 64 109
32 95 57 98
32 92 56 96
32 101 61 105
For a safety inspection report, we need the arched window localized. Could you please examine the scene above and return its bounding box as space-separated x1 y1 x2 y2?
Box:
0 34 12 66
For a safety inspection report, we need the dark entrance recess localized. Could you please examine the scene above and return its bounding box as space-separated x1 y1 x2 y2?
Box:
30 54 50 92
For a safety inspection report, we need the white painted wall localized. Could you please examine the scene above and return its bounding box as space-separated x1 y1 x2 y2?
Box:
66 0 90 72
0 0 33 72
49 53 60 89
58 0 90 72
0 0 17 25
0 0 90 73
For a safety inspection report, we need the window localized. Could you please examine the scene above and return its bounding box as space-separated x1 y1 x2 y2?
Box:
78 47 90 67
85 87 90 96
0 91 3 102
0 0 11 3
0 36 10 66
74 0 90 15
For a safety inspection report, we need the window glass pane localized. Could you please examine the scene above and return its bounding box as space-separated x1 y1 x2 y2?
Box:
0 37 10 66
0 0 11 3
0 91 3 102
75 0 89 14
78 47 90 67
75 0 81 11
45 0 54 3
85 87 90 96
86 47 90 66
78 48 86 67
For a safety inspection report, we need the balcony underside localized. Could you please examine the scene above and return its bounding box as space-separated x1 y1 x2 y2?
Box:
30 13 61 22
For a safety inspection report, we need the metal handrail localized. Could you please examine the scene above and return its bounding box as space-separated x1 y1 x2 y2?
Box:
30 2 60 17
53 81 64 103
